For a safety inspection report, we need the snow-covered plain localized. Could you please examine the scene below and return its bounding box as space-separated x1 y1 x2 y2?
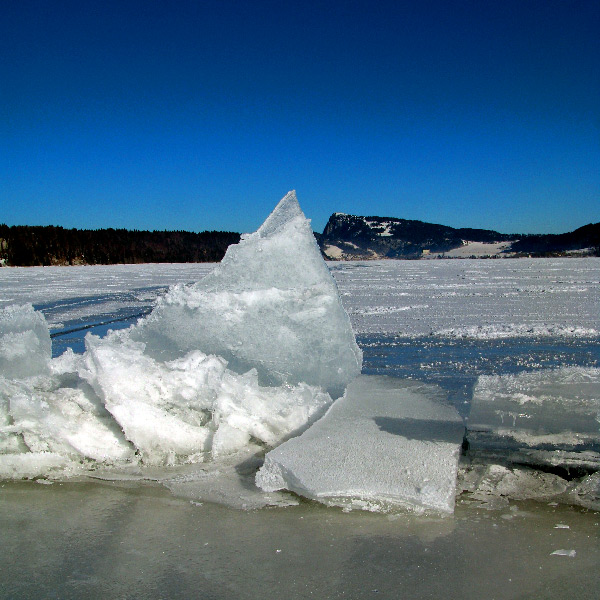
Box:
332 257 599 338
1 257 597 347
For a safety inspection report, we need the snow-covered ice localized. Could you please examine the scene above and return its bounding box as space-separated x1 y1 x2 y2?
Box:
332 258 599 338
257 375 465 513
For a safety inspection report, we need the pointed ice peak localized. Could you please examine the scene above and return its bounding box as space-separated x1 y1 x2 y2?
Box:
134 190 362 395
257 190 305 237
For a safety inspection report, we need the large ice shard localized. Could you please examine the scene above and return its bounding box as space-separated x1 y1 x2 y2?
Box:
132 191 362 397
256 376 465 513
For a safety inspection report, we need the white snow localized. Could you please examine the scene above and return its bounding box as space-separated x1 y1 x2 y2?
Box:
333 258 600 337
323 244 343 259
365 219 394 236
256 375 464 513
2 259 598 342
432 240 514 258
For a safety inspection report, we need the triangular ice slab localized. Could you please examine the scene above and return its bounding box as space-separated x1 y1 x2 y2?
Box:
133 191 362 396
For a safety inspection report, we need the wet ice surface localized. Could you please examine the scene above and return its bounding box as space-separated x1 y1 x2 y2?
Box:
1 480 598 600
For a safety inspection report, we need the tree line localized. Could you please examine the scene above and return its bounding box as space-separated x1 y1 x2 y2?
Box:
0 225 241 266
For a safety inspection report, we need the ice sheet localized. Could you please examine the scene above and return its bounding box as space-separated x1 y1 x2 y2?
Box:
469 367 600 438
2 259 598 342
256 375 465 513
332 258 600 338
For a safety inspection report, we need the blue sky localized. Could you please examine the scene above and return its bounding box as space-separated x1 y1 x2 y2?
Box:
1 0 598 235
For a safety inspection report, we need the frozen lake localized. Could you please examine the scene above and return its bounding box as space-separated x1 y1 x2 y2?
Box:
1 258 599 598
1 258 598 413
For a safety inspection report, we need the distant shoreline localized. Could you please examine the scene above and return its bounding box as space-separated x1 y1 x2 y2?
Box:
2 215 598 266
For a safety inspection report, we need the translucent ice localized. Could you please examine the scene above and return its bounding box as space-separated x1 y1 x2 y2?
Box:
0 304 51 378
470 366 600 436
132 191 362 396
467 366 600 470
256 375 465 513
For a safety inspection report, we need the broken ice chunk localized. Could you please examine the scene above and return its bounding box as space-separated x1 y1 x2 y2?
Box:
0 192 360 478
551 549 576 557
0 304 51 378
468 367 600 470
256 375 465 513
133 191 362 397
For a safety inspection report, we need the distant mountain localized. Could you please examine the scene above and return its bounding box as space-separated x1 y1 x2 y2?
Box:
319 213 600 260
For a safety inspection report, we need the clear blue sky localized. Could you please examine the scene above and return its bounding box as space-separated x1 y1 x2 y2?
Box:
1 0 598 235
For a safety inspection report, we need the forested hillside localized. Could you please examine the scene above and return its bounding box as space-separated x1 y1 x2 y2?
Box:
0 225 240 266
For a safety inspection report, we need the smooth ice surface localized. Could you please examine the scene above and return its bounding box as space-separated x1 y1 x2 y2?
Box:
256 375 465 513
2 482 599 600
132 191 362 395
0 192 358 477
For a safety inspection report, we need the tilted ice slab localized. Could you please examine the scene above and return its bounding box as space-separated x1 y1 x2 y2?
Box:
256 375 465 513
132 191 362 397
468 366 600 470
0 192 361 478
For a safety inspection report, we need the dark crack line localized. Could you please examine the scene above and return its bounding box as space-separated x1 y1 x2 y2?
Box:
49 310 152 338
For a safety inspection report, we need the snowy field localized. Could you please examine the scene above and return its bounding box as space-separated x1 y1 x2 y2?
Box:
1 257 599 599
0 257 598 350
332 258 599 338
